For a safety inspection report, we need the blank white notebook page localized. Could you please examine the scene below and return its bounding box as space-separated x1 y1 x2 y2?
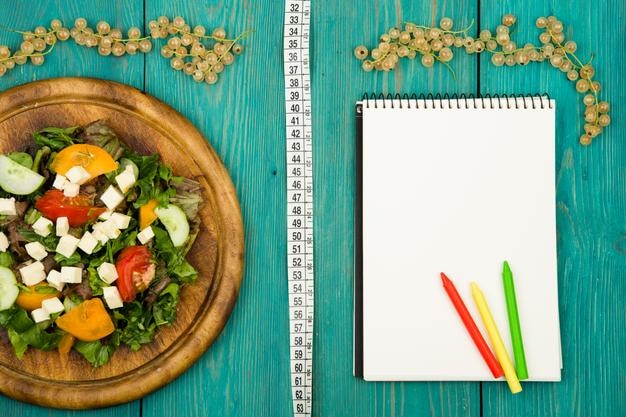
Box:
360 97 561 381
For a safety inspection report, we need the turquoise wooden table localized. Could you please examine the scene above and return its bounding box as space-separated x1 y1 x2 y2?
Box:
0 0 623 416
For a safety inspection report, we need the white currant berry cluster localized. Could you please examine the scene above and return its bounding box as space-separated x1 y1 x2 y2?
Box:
149 16 245 85
354 14 610 146
0 16 246 87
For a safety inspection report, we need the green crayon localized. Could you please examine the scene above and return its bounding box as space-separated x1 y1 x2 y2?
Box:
502 260 528 380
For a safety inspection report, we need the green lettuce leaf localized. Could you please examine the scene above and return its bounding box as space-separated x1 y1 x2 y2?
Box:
113 301 156 351
7 152 33 169
86 266 106 296
19 227 59 252
79 121 124 160
54 251 83 266
1 307 61 358
74 340 117 367
0 251 14 268
152 283 180 326
152 226 198 283
124 152 177 207
33 126 81 150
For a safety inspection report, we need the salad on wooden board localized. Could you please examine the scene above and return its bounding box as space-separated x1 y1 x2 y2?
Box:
0 120 203 367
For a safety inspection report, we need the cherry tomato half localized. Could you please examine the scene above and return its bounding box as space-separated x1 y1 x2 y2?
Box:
35 189 106 227
115 245 155 302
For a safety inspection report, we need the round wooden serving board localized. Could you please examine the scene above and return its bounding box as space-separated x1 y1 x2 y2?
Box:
0 78 244 409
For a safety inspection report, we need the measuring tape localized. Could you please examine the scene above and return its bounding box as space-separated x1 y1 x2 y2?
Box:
283 1 313 416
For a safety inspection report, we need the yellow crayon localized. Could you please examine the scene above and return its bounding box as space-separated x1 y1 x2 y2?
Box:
470 282 522 394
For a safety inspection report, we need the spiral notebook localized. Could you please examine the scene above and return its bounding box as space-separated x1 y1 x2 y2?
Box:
354 94 562 381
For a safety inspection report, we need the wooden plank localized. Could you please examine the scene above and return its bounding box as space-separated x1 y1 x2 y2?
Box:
479 1 626 416
0 1 143 416
142 1 290 417
142 0 480 416
314 1 479 416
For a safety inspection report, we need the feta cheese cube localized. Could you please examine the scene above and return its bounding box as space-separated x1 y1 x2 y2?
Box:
137 226 154 244
19 261 46 286
41 297 65 314
65 165 91 185
46 269 64 291
97 262 118 284
100 185 124 210
92 228 110 245
32 216 53 237
31 307 50 323
56 216 70 237
78 231 98 254
115 166 136 193
102 286 124 309
52 174 68 190
55 235 80 258
98 210 113 220
60 266 83 284
110 212 131 229
0 197 16 216
0 231 8 252
63 182 80 197
100 219 120 239
25 241 48 261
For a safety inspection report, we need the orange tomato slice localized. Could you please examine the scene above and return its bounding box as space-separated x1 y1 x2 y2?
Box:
58 333 76 364
15 284 60 311
50 144 118 180
139 199 159 230
57 333 76 356
55 298 115 342
58 332 75 354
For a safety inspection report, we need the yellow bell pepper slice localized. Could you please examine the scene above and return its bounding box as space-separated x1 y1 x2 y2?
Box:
55 298 115 342
15 283 60 311
139 199 159 230
50 144 118 180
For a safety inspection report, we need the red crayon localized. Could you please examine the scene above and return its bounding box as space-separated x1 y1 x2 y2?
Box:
440 272 504 378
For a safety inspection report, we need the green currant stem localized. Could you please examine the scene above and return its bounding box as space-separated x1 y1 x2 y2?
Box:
556 49 580 70
163 25 248 43
169 30 248 60
543 36 601 128
0 38 57 63
585 74 600 125
368 49 393 65
0 24 38 36
368 38 414 66
204 31 247 74
370 39 457 79
544 26 600 126
478 40 544 56
77 27 151 43
544 28 599 112
0 25 62 40
546 28 584 69
404 19 474 35
432 54 457 80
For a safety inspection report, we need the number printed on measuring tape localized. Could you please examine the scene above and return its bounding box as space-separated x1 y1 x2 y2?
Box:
284 1 313 416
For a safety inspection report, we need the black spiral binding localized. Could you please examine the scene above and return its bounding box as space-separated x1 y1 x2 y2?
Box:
359 93 553 110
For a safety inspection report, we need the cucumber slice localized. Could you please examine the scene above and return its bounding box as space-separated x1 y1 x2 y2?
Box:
119 158 139 178
0 266 19 311
0 155 45 195
155 204 189 247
